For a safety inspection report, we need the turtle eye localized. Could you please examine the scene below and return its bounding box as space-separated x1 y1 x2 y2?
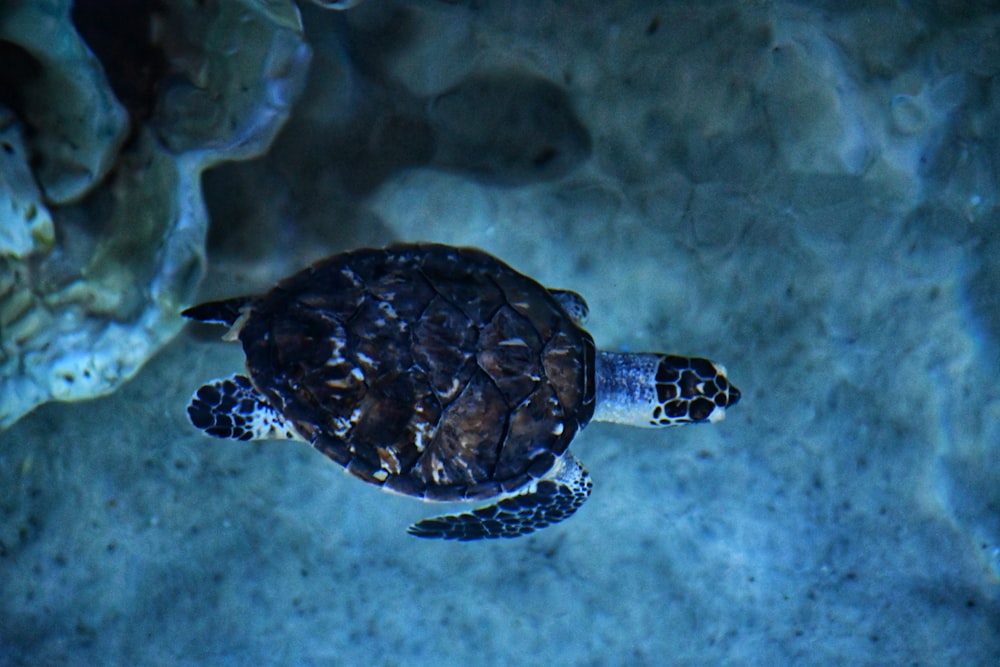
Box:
688 397 716 421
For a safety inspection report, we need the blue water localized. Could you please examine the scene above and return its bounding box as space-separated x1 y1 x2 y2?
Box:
2 1 998 665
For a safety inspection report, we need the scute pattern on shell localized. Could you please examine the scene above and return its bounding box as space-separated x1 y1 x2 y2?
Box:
239 243 596 501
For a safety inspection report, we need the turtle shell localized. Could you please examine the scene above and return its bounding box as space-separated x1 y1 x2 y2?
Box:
238 243 596 502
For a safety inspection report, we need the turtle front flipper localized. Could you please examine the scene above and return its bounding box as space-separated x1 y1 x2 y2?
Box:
407 454 592 540
548 288 589 326
187 374 303 442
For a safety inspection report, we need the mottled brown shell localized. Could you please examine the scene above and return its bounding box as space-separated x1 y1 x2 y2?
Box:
238 243 596 501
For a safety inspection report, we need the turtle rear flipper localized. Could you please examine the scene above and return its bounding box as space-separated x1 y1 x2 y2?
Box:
187 374 302 442
408 455 592 540
182 296 253 326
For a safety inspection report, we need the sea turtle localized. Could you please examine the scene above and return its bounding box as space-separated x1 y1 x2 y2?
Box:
183 243 740 540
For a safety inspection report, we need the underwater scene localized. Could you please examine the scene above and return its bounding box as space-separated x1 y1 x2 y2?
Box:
1 0 998 664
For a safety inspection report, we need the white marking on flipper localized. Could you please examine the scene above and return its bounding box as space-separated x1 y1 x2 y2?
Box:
187 374 304 442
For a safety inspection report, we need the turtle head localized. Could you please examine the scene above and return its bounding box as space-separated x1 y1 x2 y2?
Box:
647 354 740 426
592 351 740 428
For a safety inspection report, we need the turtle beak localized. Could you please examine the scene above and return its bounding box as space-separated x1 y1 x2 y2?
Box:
726 384 741 407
